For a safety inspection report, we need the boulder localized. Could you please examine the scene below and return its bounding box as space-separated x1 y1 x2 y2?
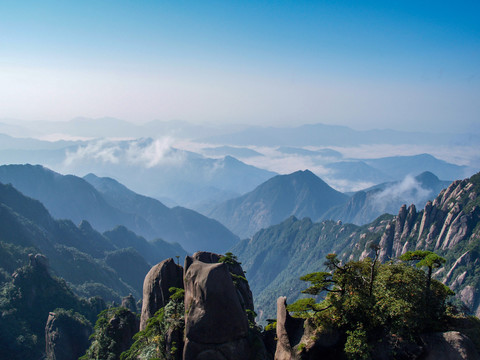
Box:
45 311 92 360
421 331 480 360
140 258 183 330
185 251 255 314
183 259 251 360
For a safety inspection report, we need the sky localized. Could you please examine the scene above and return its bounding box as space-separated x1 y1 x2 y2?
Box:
0 1 479 133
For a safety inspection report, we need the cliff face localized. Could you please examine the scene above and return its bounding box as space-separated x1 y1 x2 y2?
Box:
232 172 480 321
133 252 266 360
356 173 480 316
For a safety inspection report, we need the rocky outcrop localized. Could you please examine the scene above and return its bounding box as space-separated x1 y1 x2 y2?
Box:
364 173 480 315
121 294 137 313
140 258 183 330
28 253 49 270
183 256 253 360
45 311 92 360
106 309 139 356
274 297 303 360
186 251 254 314
421 331 480 360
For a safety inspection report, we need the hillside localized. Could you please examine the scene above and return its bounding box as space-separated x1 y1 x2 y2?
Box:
207 170 349 238
0 181 187 302
233 172 480 321
0 164 238 253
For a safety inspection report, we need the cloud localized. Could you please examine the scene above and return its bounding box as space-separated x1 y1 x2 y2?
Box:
372 175 433 210
63 137 184 168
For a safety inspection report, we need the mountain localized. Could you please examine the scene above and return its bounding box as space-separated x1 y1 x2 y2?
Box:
207 170 349 238
0 164 238 253
199 122 479 147
277 146 343 159
56 138 277 208
364 153 470 181
84 173 239 252
325 160 392 184
0 180 186 302
201 145 264 158
322 171 451 225
0 118 248 139
324 154 469 187
232 172 480 322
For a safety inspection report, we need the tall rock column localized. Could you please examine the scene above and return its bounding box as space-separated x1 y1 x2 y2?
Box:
183 258 251 360
140 258 183 330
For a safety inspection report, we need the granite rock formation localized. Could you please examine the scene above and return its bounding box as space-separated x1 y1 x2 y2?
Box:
45 311 92 360
183 252 262 360
140 258 183 330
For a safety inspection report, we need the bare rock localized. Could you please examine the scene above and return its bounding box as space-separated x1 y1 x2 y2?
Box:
28 253 49 270
140 258 183 330
45 311 92 360
274 297 303 360
121 294 137 313
421 331 480 360
183 259 251 360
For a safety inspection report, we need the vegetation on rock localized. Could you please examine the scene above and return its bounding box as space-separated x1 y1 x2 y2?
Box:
286 252 460 359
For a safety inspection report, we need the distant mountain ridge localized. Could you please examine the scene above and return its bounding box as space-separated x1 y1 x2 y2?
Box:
199 122 480 147
323 171 451 225
0 164 238 253
232 171 480 322
0 181 187 302
207 170 349 238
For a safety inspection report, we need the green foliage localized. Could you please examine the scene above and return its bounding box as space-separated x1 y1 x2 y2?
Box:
121 289 185 360
400 250 446 270
219 251 241 266
344 325 370 360
264 319 277 332
168 287 185 302
299 271 334 295
0 264 101 360
81 307 138 360
290 252 453 358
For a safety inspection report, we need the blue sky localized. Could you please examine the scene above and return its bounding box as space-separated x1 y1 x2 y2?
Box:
0 1 479 132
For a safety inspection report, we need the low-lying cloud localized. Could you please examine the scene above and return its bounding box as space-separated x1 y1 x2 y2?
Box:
372 175 433 211
64 137 184 168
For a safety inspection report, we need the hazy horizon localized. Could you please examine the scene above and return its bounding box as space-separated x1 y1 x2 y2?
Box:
1 1 479 134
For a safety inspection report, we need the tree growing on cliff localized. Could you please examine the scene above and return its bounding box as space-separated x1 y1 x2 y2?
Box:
288 251 453 359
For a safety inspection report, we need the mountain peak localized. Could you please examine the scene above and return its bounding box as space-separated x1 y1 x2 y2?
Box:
207 170 348 238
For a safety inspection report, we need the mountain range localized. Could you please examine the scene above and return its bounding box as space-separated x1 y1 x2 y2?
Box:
0 164 238 253
207 170 349 238
232 171 480 322
0 180 186 302
199 122 480 147
322 171 452 225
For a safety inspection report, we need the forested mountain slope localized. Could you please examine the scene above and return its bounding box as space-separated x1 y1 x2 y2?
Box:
208 170 348 238
0 164 238 253
233 172 480 321
0 181 186 301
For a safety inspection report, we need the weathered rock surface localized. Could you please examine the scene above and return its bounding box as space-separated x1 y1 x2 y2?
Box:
275 297 303 360
121 294 137 313
183 257 252 360
105 308 140 358
359 173 480 315
421 331 480 360
140 258 183 330
186 251 255 314
45 311 92 360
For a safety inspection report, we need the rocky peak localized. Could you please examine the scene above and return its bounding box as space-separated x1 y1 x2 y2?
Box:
28 253 49 271
140 258 183 330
